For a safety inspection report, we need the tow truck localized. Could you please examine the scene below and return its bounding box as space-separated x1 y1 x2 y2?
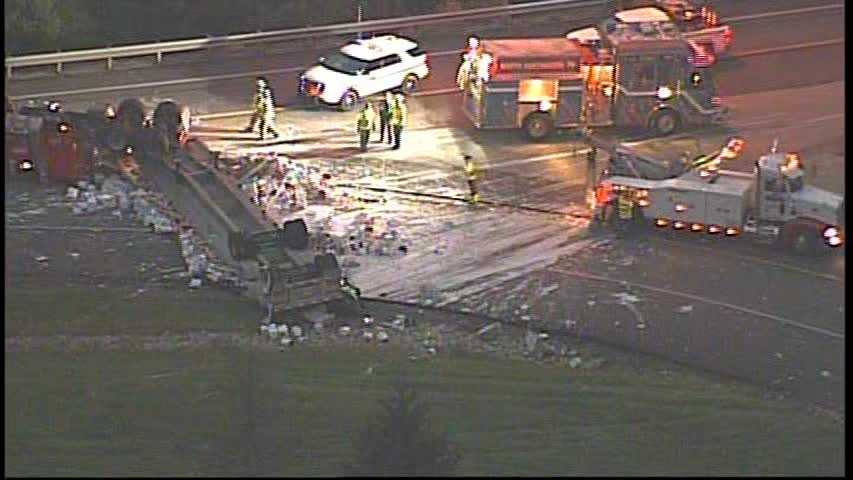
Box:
456 33 725 140
593 138 844 254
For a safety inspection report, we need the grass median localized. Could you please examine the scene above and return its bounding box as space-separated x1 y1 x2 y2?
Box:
5 343 844 476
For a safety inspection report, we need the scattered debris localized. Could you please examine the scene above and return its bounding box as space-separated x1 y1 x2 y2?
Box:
611 292 640 304
539 284 560 297
476 322 501 336
34 256 49 263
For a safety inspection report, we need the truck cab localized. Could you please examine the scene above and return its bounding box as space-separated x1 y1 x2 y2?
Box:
752 150 844 250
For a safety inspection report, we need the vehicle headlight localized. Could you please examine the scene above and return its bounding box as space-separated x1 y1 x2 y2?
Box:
18 160 33 171
657 86 673 101
823 226 838 238
828 235 843 247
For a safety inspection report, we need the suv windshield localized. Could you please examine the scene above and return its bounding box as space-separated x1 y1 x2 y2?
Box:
320 52 370 75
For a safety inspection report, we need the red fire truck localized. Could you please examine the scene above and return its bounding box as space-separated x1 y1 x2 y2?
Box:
456 34 726 140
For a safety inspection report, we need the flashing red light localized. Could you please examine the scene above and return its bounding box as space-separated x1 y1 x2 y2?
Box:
723 27 733 46
489 58 500 79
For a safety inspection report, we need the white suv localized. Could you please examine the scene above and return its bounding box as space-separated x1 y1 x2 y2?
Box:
298 34 430 110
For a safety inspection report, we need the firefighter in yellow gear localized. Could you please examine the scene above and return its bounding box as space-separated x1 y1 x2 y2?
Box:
356 102 377 152
258 87 280 140
616 190 635 230
245 77 266 134
463 155 481 204
390 93 408 150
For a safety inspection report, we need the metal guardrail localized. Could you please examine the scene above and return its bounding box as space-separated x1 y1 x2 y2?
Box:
5 0 610 79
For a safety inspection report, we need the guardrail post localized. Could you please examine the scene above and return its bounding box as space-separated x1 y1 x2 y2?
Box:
107 57 113 71
56 62 63 74
156 51 163 64
6 66 11 80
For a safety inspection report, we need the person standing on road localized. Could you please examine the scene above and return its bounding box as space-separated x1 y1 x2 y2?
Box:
616 190 634 231
356 102 377 152
390 92 408 150
245 77 266 134
259 85 280 141
378 91 394 145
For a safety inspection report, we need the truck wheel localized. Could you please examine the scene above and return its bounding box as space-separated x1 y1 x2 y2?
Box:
523 112 554 141
229 231 247 260
650 109 679 137
339 90 359 111
153 101 181 140
117 99 145 135
402 74 419 93
783 225 817 255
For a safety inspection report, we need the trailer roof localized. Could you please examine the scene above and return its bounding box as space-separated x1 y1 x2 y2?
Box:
481 38 582 60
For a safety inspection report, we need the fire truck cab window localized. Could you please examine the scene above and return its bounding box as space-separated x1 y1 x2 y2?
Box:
625 60 656 89
656 55 678 83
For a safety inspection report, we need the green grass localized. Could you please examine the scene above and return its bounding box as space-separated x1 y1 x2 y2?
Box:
5 346 844 477
4 286 258 337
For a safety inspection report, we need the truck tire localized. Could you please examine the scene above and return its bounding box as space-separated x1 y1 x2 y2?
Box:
229 231 247 260
153 101 181 141
782 224 818 255
523 112 554 141
117 99 145 135
282 219 309 250
402 74 419 93
650 109 680 137
339 90 360 111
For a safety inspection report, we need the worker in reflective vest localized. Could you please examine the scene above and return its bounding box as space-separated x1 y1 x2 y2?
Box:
245 77 266 134
463 155 480 204
356 102 376 152
378 92 394 145
617 191 634 226
258 86 280 141
390 93 408 150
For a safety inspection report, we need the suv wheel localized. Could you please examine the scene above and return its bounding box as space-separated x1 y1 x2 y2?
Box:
339 90 359 111
402 74 419 93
